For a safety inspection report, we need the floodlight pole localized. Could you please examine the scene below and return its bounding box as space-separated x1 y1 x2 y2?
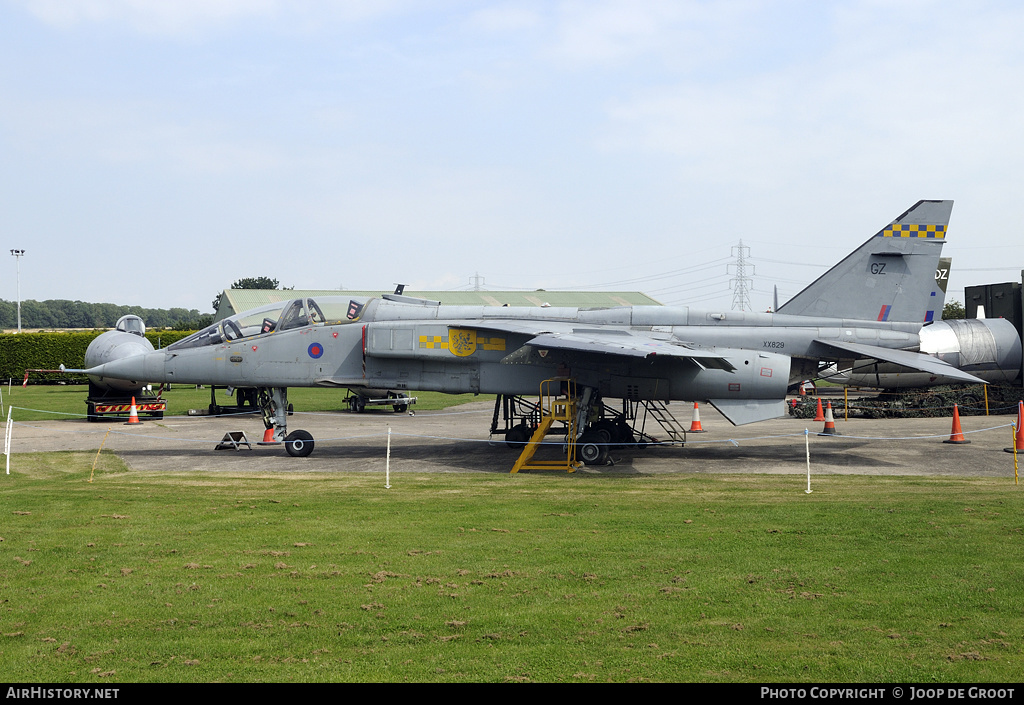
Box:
10 249 25 334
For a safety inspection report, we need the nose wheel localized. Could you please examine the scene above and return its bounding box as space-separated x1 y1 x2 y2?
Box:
257 387 317 457
285 430 315 457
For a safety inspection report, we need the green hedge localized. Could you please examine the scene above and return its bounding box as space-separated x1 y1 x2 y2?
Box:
0 331 194 383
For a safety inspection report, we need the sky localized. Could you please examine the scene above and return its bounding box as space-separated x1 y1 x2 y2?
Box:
2 0 1023 314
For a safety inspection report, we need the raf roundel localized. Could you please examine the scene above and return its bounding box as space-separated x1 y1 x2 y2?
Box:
308 342 324 359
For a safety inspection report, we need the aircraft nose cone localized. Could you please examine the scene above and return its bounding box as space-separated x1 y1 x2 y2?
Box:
87 351 166 386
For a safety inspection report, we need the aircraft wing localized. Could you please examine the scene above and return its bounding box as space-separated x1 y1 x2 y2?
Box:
811 340 987 384
499 328 737 370
467 320 576 337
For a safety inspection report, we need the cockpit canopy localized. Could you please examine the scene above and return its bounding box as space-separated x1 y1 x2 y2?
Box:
115 315 146 337
167 297 370 351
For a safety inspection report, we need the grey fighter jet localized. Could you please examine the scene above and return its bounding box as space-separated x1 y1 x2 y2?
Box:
86 200 986 459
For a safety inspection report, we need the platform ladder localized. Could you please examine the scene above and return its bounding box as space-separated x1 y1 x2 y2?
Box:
639 400 688 445
511 378 581 474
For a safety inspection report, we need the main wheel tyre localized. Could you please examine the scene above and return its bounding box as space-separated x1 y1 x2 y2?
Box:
355 396 366 413
578 432 608 466
285 430 315 457
618 428 636 447
592 419 617 441
505 424 530 449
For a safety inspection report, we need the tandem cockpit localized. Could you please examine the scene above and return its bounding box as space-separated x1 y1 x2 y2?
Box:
168 296 372 351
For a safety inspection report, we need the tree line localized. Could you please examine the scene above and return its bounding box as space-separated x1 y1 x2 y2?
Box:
1 278 287 331
0 299 212 331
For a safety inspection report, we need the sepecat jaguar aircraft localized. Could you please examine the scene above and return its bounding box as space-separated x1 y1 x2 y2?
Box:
86 200 991 460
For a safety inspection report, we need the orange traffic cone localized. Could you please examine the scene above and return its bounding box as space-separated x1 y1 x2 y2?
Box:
258 427 283 446
1005 401 1024 453
813 397 825 422
689 402 706 433
799 383 806 396
818 401 840 436
125 396 140 425
943 404 970 444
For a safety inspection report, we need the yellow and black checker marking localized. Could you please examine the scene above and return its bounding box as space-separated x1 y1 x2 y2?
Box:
418 330 506 357
877 223 946 239
419 335 448 350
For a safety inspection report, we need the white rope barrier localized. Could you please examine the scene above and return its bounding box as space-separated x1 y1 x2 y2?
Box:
4 404 1017 448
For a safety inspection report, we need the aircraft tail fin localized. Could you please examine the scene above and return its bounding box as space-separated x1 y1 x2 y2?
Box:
930 256 951 323
777 200 952 323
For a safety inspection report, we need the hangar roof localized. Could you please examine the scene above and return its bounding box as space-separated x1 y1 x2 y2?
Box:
214 289 662 321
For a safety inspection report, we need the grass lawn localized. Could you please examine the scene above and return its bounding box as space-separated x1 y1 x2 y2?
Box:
0 454 1021 683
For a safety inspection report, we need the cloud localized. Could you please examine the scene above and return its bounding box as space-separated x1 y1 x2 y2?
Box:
595 2 1024 195
466 3 543 33
546 0 756 69
15 0 405 35
19 0 275 33
2 95 283 175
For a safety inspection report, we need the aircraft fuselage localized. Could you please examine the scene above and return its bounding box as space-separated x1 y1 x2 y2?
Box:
89 299 921 406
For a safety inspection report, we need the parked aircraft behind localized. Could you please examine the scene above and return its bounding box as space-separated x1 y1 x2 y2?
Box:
83 315 153 394
86 200 986 460
824 316 1021 388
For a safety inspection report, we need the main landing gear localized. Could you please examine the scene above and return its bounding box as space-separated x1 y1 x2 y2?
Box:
491 384 677 468
256 387 316 457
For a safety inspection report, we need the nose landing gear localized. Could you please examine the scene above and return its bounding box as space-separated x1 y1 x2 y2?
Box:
257 387 317 457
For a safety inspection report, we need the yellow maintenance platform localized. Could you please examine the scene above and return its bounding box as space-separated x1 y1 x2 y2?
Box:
510 378 581 474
